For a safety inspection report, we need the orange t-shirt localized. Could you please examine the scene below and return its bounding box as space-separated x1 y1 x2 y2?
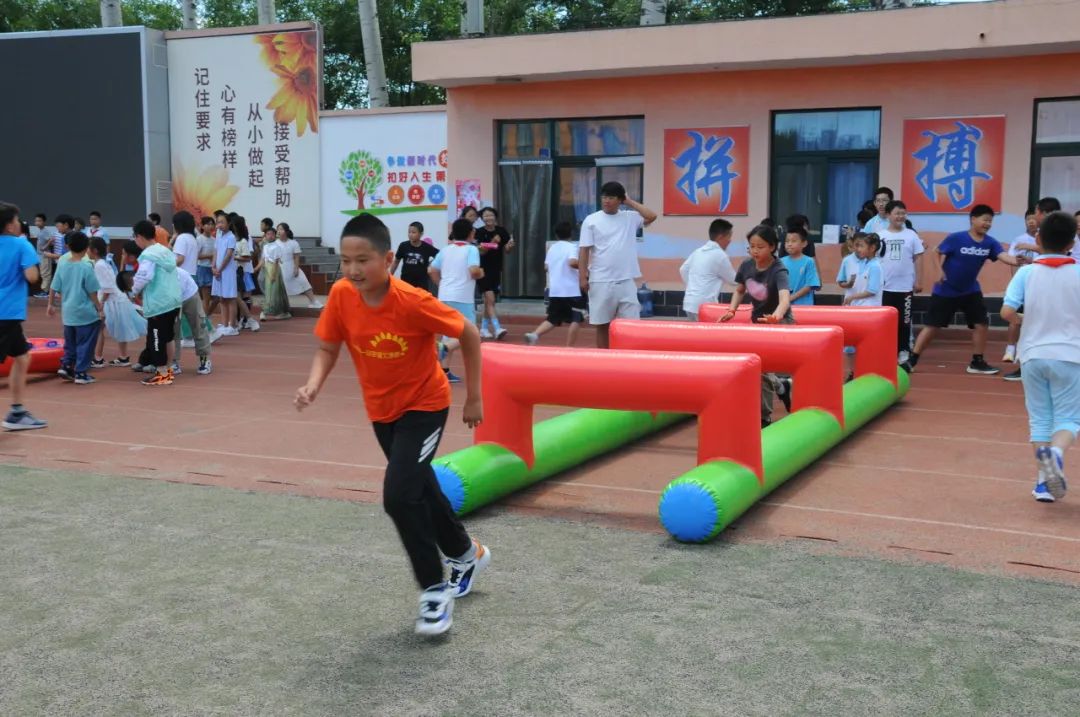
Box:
314 275 466 424
154 225 170 247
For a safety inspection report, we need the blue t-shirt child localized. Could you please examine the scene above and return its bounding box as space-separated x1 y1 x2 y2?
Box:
780 254 821 306
0 235 39 321
51 256 101 327
934 231 1003 298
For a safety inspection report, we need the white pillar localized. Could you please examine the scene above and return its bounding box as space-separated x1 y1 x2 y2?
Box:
100 0 122 27
357 0 389 108
257 0 276 25
181 0 198 30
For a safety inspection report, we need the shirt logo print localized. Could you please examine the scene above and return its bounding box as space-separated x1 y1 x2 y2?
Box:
359 332 408 360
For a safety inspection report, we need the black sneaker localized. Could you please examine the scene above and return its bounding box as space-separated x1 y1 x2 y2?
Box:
89 358 106 369
1003 367 1022 382
73 372 96 385
2 410 47 431
777 377 793 413
967 357 1000 375
57 365 74 382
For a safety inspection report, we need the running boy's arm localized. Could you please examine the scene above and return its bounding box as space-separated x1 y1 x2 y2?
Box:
295 339 342 411
458 322 484 428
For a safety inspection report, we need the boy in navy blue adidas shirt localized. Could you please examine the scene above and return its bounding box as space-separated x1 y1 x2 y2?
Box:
906 204 1020 375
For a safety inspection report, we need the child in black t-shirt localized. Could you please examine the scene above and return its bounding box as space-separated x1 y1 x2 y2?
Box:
719 225 794 427
475 207 514 339
391 221 439 292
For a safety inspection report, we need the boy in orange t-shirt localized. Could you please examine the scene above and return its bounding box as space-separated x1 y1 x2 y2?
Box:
295 213 489 637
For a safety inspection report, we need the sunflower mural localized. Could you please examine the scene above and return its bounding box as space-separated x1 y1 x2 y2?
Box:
255 30 319 137
340 150 384 210
172 158 240 219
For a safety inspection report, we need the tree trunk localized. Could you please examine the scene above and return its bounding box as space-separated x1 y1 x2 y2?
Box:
640 0 666 26
257 0 276 25
100 0 122 27
181 0 197 29
356 186 366 210
357 0 390 108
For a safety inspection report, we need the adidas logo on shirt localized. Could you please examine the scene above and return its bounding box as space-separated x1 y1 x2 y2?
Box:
960 246 991 257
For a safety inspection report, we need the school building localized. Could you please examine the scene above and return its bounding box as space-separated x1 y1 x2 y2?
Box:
413 0 1080 317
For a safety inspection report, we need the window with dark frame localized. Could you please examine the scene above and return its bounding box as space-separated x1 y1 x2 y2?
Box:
769 108 881 239
1030 97 1080 211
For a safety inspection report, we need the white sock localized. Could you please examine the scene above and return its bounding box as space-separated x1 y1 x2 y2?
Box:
1007 344 1016 352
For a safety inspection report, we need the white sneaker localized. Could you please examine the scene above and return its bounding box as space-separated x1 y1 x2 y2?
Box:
209 328 224 344
223 326 240 337
524 332 539 346
1002 346 1017 363
310 300 324 309
180 338 195 349
495 328 508 340
898 350 910 364
479 328 493 340
415 584 454 636
246 318 261 332
197 357 212 375
446 541 491 598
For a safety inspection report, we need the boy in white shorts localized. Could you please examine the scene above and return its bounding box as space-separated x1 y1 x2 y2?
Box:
578 181 657 348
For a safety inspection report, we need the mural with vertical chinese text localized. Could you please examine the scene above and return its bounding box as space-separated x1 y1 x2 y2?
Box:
167 28 321 235
662 127 749 216
900 116 1005 214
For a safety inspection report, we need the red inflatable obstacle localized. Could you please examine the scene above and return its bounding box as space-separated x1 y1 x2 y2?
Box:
476 343 764 476
697 304 899 387
609 320 845 427
0 338 64 379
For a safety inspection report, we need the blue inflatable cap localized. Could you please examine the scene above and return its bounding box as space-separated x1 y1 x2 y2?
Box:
433 463 467 514
659 481 720 543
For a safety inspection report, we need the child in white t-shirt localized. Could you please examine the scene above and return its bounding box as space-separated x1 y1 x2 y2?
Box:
877 200 924 361
525 222 586 346
430 218 483 383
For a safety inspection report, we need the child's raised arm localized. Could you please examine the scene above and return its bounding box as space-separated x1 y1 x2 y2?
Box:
295 339 342 411
457 322 484 429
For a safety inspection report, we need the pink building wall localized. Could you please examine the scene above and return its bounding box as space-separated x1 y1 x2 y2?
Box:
445 53 1080 294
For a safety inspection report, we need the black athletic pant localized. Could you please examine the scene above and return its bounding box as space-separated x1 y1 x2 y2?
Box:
143 308 180 368
882 291 912 357
373 408 471 589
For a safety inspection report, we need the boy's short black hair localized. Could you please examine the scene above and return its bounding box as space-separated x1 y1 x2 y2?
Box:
116 270 134 294
200 215 215 226
450 218 475 242
784 214 809 231
0 201 20 228
89 210 101 219
35 212 47 222
554 221 574 239
55 213 74 227
786 225 809 241
479 206 498 219
969 204 995 218
759 217 776 228
1038 212 1078 254
88 236 108 258
885 200 906 214
708 218 733 240
748 224 780 249
1025 207 1036 218
600 181 626 201
132 219 156 241
65 231 89 254
261 216 274 228
874 186 895 200
1036 197 1062 215
409 221 424 233
124 239 141 257
213 209 227 218
148 212 162 224
341 213 392 253
172 210 196 235
856 208 874 227
73 217 85 227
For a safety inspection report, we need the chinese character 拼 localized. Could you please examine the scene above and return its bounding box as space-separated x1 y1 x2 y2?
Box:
912 121 991 210
672 131 739 211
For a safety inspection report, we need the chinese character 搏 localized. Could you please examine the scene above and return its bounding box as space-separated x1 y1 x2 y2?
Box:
912 121 991 210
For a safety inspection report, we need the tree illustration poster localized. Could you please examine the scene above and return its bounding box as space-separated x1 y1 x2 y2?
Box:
167 25 322 236
320 109 448 250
